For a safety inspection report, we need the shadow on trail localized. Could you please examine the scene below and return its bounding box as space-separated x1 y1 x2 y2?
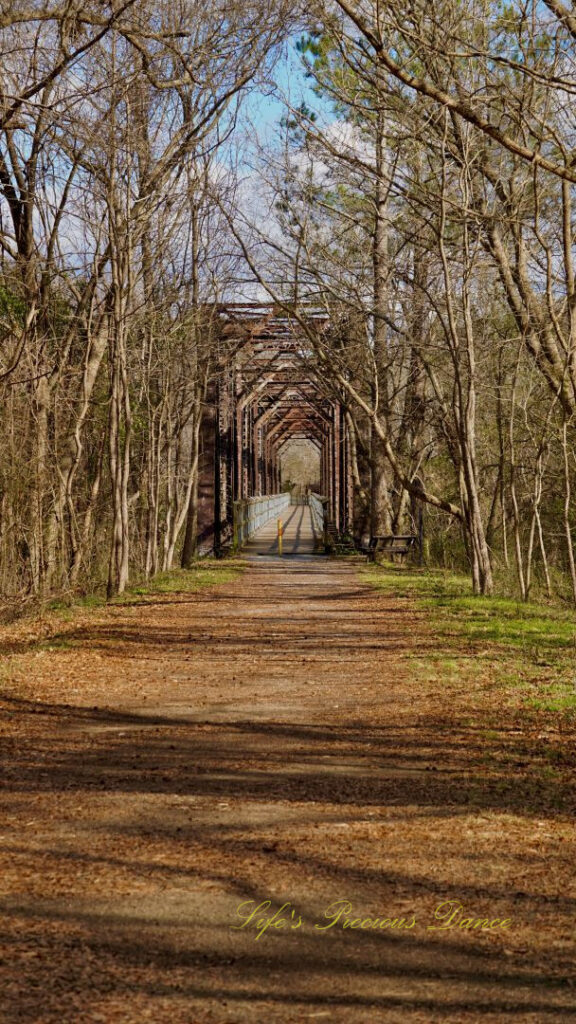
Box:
2 694 574 820
0 893 573 1020
2 564 575 1020
0 619 434 659
2 719 575 1018
0 578 382 658
1 896 574 1022
0 755 574 1023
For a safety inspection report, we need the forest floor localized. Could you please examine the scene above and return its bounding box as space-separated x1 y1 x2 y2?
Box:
0 557 575 1024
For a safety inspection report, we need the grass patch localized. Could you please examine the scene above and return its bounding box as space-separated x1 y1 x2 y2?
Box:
46 593 107 619
362 566 469 602
363 564 576 718
111 560 245 604
44 559 245 614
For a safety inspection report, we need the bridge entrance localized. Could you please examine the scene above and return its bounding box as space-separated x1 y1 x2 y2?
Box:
243 501 320 558
195 305 352 554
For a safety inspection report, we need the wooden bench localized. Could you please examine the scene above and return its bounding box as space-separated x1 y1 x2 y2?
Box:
368 534 418 562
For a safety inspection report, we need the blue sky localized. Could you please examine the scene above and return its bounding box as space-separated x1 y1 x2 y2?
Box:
243 42 322 137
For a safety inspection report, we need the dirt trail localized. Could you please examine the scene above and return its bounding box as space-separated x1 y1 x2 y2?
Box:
0 559 575 1023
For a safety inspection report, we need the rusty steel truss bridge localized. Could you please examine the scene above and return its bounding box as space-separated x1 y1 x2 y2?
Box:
196 304 353 555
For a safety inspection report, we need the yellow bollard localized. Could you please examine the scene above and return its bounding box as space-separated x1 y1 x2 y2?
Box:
277 517 283 556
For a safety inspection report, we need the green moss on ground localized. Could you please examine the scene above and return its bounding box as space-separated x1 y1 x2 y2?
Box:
363 565 576 717
111 561 245 603
46 559 245 614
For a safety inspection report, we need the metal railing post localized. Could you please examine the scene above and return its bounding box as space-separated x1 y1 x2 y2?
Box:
233 492 291 548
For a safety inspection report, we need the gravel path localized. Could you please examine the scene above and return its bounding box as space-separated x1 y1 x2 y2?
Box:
1 559 575 1023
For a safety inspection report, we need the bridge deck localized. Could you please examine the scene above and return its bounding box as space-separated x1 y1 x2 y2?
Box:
243 505 320 556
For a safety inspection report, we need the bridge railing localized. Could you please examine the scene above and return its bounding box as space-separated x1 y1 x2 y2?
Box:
309 492 327 538
233 492 291 548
